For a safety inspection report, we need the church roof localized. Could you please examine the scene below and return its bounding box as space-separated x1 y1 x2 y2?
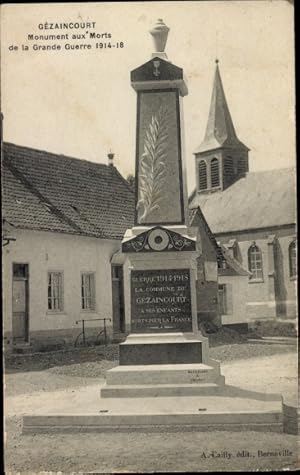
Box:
194 63 248 154
189 168 296 234
2 142 135 239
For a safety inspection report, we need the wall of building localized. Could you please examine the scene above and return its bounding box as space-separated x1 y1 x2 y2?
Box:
218 274 249 325
217 225 296 320
191 215 220 326
3 229 120 348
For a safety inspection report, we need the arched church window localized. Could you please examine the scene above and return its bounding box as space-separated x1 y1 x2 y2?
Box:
289 241 297 278
211 158 220 187
248 244 263 280
198 160 207 191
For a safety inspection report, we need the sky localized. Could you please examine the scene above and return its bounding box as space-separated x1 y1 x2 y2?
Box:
1 1 295 192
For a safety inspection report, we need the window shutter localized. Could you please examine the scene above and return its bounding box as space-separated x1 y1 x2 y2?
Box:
226 283 233 315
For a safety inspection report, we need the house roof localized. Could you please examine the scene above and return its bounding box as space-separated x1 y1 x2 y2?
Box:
189 168 296 234
189 207 223 262
194 63 248 154
2 142 135 239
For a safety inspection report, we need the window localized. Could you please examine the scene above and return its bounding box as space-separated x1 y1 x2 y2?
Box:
218 284 227 314
13 263 28 279
198 160 207 191
210 158 220 187
48 272 63 311
248 244 263 280
81 273 96 311
289 241 297 278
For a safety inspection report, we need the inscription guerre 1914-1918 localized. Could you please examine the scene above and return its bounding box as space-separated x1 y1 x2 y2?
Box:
131 268 192 333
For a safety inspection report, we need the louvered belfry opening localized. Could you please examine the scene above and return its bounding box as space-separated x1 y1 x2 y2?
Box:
198 160 207 191
210 158 220 188
224 156 234 177
237 153 249 176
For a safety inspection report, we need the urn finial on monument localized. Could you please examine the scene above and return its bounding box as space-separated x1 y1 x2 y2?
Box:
150 18 169 59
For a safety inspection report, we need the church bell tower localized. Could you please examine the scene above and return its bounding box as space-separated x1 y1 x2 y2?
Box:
194 60 250 194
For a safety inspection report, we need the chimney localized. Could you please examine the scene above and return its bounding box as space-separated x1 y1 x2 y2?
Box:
108 152 114 167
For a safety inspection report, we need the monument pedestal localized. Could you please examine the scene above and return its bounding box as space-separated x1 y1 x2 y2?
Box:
119 333 205 365
101 331 224 398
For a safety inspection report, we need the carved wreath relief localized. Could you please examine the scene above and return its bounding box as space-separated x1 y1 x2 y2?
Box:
122 226 196 253
137 105 170 223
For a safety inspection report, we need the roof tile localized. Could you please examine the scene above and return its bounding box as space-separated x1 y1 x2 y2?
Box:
189 168 296 233
3 142 135 239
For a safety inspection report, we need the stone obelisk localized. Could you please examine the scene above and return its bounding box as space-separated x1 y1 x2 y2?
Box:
118 19 213 366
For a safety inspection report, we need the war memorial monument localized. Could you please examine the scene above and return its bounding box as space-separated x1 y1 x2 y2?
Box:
23 19 285 433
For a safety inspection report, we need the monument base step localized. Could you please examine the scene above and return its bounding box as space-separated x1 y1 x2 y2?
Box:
23 420 283 434
101 381 224 398
106 362 221 385
22 392 284 434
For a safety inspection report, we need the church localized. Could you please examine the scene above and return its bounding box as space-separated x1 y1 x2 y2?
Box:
189 61 297 322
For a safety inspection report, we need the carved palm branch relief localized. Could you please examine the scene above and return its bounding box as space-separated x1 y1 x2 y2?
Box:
137 105 169 223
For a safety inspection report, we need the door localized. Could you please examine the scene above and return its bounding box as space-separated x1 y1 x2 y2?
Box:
111 265 125 333
12 264 29 341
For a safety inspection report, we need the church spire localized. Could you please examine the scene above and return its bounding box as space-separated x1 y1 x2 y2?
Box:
194 61 249 194
195 61 246 154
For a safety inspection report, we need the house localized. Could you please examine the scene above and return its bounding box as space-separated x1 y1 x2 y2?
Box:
189 62 297 323
2 141 220 351
2 142 135 350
